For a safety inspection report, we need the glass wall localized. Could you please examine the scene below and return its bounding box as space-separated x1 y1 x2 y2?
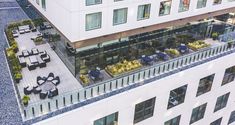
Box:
159 0 172 16
179 0 190 12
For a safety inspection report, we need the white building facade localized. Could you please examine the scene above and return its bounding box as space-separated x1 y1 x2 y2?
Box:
29 0 235 46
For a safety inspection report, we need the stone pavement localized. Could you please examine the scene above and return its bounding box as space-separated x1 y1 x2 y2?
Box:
0 0 28 125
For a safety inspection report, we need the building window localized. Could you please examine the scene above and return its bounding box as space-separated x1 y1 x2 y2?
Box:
196 74 214 96
214 92 230 112
114 0 123 1
190 103 207 124
86 12 102 31
134 97 156 124
228 110 235 124
167 85 187 109
36 0 40 5
210 117 222 125
197 0 207 8
213 0 222 4
222 66 235 85
159 0 172 16
228 0 235 2
113 8 128 25
178 0 190 12
86 0 102 6
137 4 151 20
94 112 118 125
165 115 181 125
41 0 46 10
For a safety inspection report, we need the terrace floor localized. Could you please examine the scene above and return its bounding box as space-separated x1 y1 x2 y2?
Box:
15 31 83 104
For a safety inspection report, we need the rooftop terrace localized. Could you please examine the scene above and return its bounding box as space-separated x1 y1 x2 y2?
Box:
3 19 235 124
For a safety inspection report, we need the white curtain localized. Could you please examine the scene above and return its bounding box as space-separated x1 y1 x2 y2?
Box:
113 8 127 25
86 12 101 30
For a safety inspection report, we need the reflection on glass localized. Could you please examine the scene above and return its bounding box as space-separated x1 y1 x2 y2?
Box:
159 0 172 16
197 0 207 8
213 0 222 4
179 0 190 12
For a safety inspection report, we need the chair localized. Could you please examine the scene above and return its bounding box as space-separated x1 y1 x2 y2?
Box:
27 63 36 71
37 76 46 85
39 91 48 99
24 86 33 95
38 58 46 68
42 54 50 63
22 50 30 57
17 56 26 68
39 51 47 58
33 85 42 94
31 48 39 55
51 76 60 85
48 88 58 98
47 73 54 81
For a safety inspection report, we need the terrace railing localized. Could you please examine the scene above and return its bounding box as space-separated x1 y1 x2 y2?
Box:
22 40 235 121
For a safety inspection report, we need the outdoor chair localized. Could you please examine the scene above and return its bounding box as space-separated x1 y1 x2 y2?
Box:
24 86 33 95
17 56 26 68
39 51 47 58
38 58 46 68
47 72 54 81
27 63 36 71
22 50 30 57
48 88 58 98
42 54 50 63
37 76 46 85
39 91 48 99
31 48 39 55
33 85 42 94
51 76 60 85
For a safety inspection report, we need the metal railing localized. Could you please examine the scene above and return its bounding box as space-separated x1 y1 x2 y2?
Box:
22 40 235 121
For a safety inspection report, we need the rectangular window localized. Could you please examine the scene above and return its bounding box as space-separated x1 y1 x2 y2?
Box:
41 0 46 10
94 112 118 125
196 74 214 96
190 103 207 124
165 115 181 125
228 110 235 124
134 97 156 124
167 85 187 109
214 92 230 112
213 0 222 4
113 8 128 25
222 66 235 85
197 0 207 8
36 0 40 5
159 0 172 16
178 0 190 12
86 0 102 6
137 4 151 20
86 12 102 31
210 117 222 125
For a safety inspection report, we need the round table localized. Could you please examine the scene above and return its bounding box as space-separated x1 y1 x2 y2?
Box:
40 82 55 92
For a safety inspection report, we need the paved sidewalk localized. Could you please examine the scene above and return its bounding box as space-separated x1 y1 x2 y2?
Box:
0 0 28 125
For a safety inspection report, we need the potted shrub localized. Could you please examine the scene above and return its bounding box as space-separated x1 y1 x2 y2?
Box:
212 32 218 40
14 72 22 83
22 95 30 106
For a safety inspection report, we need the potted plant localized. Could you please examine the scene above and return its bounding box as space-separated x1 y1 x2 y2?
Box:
212 32 218 40
22 95 30 106
14 72 22 83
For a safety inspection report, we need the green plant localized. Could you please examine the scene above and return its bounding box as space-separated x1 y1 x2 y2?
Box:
14 72 22 83
212 32 219 40
10 41 18 53
34 37 43 43
32 18 45 27
22 95 30 106
21 20 32 25
6 47 16 60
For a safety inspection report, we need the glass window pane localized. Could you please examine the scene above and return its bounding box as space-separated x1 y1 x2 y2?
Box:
178 0 190 12
197 0 207 8
159 1 172 16
86 12 102 31
137 4 151 20
113 8 128 25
